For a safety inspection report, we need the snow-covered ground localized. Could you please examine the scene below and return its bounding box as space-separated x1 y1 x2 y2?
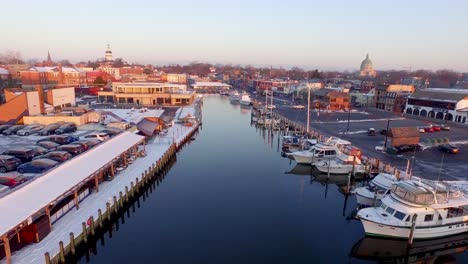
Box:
3 122 199 264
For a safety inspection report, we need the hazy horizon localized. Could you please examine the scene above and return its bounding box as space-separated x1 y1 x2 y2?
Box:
2 0 468 72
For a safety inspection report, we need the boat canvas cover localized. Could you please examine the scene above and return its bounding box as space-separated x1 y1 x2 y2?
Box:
0 132 145 237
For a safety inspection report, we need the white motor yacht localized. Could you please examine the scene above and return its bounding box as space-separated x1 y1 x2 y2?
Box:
313 153 365 174
239 93 252 105
288 143 340 164
229 91 241 102
357 180 468 239
355 173 398 206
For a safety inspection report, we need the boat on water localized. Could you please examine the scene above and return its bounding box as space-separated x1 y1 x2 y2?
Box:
313 153 366 175
229 91 241 102
357 180 468 239
288 142 340 164
239 93 252 105
351 233 468 263
355 173 398 207
219 89 229 95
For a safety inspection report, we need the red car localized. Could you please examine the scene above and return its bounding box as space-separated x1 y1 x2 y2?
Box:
424 126 434 132
432 125 441 131
0 174 28 187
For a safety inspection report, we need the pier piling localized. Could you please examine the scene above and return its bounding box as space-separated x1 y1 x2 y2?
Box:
69 232 76 255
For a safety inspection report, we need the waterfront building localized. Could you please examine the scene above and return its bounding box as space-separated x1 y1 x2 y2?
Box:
191 82 231 92
405 88 468 123
359 53 377 78
98 82 195 106
164 73 188 84
375 84 415 113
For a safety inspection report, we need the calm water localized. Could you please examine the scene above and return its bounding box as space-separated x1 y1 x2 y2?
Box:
77 96 467 264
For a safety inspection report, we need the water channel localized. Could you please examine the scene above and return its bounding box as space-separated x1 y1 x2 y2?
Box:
76 95 467 263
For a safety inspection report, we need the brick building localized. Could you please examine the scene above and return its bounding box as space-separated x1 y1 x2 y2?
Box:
328 91 350 110
375 84 415 113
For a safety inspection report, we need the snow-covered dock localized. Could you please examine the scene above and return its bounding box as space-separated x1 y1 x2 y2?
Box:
1 119 200 264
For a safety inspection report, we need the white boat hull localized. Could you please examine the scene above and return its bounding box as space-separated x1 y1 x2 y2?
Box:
314 163 365 175
288 153 330 165
360 218 468 240
355 189 383 207
240 100 251 105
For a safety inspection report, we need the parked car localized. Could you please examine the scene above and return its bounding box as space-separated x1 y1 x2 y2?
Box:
0 155 22 173
439 144 459 154
0 185 8 194
54 123 77 134
379 129 387 135
0 124 12 134
80 139 101 148
37 135 78 145
2 125 25 135
441 124 451 131
37 140 60 150
367 128 376 136
82 132 110 141
433 125 441 131
0 174 28 187
2 147 37 162
57 144 85 156
17 125 44 136
17 159 59 174
72 141 90 151
424 126 434 133
33 151 72 162
38 124 61 136
102 128 123 137
28 146 49 156
417 127 425 133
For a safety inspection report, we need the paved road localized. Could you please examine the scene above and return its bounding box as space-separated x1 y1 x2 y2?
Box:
248 91 468 181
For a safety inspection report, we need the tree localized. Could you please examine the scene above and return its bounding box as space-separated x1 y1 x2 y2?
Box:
0 50 24 64
59 59 72 66
94 76 107 86
112 58 124 68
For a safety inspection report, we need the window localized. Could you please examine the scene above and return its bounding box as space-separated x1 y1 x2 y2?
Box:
424 214 434 222
386 207 395 215
394 211 406 221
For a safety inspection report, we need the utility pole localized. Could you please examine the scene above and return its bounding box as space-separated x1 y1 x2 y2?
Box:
307 87 310 133
383 119 391 149
346 107 351 132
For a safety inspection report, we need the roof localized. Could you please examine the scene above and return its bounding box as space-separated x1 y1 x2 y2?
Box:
328 91 349 98
136 118 163 136
313 88 335 97
408 89 468 102
192 82 231 88
389 127 420 138
0 132 145 237
0 67 10 75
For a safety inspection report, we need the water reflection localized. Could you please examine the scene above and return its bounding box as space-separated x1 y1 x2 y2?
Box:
351 234 468 263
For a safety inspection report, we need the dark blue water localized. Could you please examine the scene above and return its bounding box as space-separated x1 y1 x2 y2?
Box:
78 96 468 264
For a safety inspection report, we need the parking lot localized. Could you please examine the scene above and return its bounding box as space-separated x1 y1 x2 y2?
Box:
250 92 468 181
0 123 121 196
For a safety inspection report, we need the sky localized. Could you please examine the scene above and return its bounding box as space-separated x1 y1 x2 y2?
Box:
2 0 468 71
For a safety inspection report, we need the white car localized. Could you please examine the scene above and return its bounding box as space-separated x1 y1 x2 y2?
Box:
82 132 110 142
266 104 276 109
292 105 305 109
417 127 425 133
16 125 44 136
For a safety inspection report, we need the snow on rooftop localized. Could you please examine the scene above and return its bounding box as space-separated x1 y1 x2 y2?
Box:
99 108 164 124
0 132 145 237
176 106 196 120
0 67 9 75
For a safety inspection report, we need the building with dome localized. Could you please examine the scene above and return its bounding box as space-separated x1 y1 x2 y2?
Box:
359 53 376 78
105 44 113 64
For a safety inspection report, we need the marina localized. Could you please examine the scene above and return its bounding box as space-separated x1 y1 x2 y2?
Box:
62 95 466 263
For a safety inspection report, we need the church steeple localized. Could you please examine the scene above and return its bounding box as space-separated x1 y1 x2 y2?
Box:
46 51 53 66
